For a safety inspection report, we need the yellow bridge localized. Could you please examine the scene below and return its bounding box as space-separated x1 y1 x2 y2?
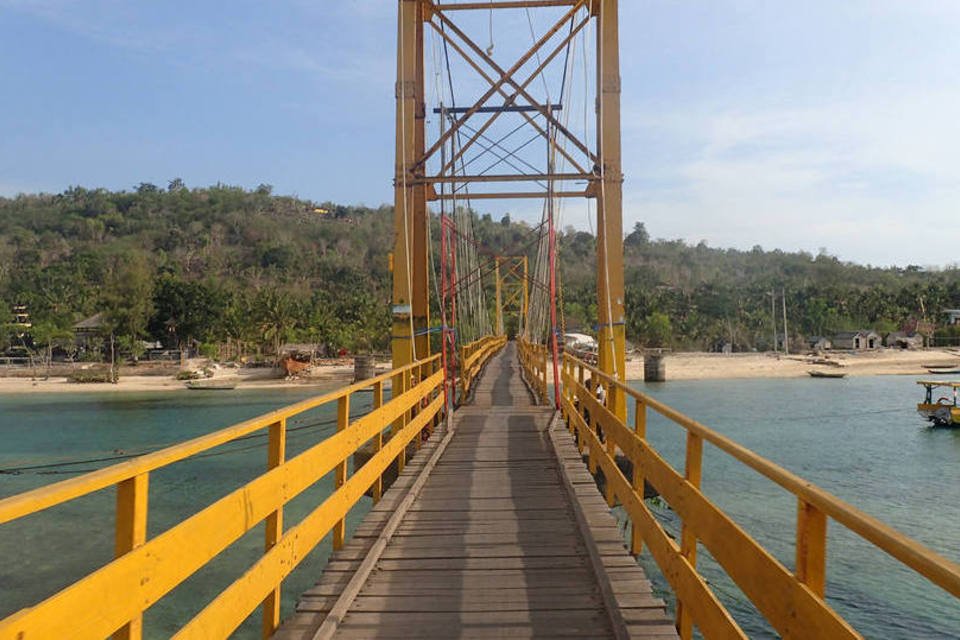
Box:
2 340 959 639
2 1 960 638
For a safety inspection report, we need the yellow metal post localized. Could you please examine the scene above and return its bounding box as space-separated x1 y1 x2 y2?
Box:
676 431 703 639
114 473 149 640
631 399 646 555
595 0 627 423
495 257 503 336
372 380 384 503
796 499 828 597
522 256 529 334
411 0 430 363
393 0 428 371
262 418 286 638
334 396 349 550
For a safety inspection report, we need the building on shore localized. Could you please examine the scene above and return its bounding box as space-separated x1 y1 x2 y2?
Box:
806 336 833 351
832 330 881 350
884 331 923 349
943 309 960 326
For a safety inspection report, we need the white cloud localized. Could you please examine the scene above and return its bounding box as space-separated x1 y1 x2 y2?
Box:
619 83 960 266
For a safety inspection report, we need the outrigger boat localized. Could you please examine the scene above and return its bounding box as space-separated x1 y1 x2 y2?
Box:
185 379 238 390
916 380 960 427
808 370 847 379
925 367 960 375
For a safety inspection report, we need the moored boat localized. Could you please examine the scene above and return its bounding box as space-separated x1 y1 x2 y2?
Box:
185 379 238 390
916 380 960 427
925 367 960 375
807 370 847 378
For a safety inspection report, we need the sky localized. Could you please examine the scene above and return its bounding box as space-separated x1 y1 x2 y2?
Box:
1 1 959 268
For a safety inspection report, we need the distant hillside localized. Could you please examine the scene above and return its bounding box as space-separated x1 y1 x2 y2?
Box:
0 183 958 357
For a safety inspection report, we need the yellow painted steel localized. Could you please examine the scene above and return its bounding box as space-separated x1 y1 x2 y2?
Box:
560 353 960 639
0 349 516 640
392 0 430 371
494 255 529 336
594 0 627 423
517 337 548 404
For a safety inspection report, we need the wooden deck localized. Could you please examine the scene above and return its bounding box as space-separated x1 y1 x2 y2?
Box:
275 344 676 639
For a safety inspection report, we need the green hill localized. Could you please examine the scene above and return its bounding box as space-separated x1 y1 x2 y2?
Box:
1 183 957 358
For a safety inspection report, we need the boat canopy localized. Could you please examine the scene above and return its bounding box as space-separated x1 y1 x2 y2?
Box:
916 380 960 388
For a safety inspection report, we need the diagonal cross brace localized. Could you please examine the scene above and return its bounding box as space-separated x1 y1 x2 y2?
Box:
433 6 595 172
428 18 589 176
420 1 591 174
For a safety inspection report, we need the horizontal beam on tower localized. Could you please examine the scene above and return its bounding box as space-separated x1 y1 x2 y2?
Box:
432 1 578 10
423 172 591 184
433 105 562 115
432 190 589 200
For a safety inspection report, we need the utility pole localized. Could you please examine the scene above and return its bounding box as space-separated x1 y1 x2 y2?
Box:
781 289 789 355
770 291 778 353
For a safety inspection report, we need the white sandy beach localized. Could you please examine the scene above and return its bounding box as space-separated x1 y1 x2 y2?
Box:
0 348 958 394
627 348 960 381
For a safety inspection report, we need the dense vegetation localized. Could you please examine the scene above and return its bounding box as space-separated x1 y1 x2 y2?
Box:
1 183 958 360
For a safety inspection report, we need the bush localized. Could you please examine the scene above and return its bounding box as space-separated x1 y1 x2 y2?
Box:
68 370 114 383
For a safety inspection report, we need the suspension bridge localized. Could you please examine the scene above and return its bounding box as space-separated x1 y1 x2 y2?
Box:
2 2 959 638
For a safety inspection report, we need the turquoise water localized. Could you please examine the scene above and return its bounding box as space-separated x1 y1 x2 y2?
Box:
0 386 375 638
1 377 958 639
624 375 960 639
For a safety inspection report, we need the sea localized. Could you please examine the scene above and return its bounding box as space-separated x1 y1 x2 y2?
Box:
0 375 958 639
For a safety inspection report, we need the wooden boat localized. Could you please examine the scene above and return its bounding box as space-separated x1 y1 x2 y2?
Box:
185 379 238 390
925 367 960 375
916 380 960 427
807 370 847 378
921 362 960 369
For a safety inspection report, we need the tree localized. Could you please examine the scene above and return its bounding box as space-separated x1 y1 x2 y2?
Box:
642 312 672 348
625 222 649 246
256 290 299 358
102 252 154 378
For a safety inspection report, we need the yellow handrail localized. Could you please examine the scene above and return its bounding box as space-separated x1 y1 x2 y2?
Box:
560 353 960 640
0 354 449 640
517 337 548 403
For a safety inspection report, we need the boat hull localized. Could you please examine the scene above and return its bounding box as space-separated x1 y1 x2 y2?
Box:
917 403 960 427
185 380 238 390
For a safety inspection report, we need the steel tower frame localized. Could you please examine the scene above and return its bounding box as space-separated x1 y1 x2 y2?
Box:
392 0 625 419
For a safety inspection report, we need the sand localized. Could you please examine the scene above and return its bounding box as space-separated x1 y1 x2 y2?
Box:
625 348 960 381
0 362 360 395
1 349 957 395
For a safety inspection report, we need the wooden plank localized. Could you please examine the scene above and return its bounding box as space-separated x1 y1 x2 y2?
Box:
280 345 675 640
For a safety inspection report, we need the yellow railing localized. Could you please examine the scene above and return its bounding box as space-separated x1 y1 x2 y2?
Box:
459 335 507 399
517 337 548 403
0 355 450 640
560 353 960 640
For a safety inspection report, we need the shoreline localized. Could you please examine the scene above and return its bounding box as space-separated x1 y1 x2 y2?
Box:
0 366 358 395
1 348 958 395
628 348 960 382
